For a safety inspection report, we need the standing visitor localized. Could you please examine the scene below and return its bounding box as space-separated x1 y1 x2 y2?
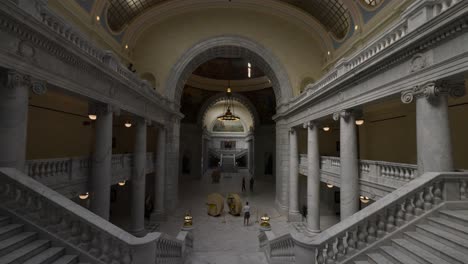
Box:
242 177 246 192
243 201 251 226
249 177 255 192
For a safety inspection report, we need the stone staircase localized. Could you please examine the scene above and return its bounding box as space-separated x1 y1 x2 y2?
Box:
353 209 468 264
0 214 86 264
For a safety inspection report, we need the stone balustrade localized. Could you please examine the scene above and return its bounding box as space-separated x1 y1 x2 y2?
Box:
0 168 160 264
25 153 155 198
260 172 468 264
286 0 463 110
0 167 191 264
261 233 295 264
299 155 419 198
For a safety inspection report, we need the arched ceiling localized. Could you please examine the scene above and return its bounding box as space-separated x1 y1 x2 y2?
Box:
193 58 264 80
106 0 350 39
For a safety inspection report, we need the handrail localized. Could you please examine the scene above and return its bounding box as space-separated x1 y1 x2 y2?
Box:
290 172 468 264
24 153 155 194
0 167 160 264
0 167 190 264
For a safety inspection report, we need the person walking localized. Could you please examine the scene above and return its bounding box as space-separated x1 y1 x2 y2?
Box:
243 201 251 226
242 176 246 192
249 177 255 192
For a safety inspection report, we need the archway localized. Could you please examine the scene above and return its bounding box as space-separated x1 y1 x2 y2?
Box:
166 35 293 108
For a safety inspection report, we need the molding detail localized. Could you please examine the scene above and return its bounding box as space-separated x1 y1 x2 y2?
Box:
31 80 47 95
410 53 427 72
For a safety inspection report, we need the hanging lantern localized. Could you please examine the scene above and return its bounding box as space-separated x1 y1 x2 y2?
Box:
183 212 193 228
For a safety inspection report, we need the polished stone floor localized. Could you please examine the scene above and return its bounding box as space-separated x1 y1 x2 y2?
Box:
158 170 340 264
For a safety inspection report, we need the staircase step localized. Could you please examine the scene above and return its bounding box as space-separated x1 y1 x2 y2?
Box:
392 238 451 264
0 232 37 256
0 239 50 263
439 210 468 225
428 216 468 240
354 261 371 264
50 255 79 264
367 252 393 264
404 231 468 263
23 247 65 264
0 216 10 227
416 224 468 254
0 224 23 240
380 246 419 264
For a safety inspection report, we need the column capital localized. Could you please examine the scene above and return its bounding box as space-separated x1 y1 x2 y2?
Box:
303 121 318 129
401 81 465 104
1 70 31 89
289 127 296 134
89 102 120 115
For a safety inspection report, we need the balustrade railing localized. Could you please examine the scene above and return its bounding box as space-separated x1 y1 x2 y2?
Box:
0 167 191 264
287 0 463 109
300 155 418 185
260 172 468 264
0 167 162 264
25 153 155 196
262 233 295 264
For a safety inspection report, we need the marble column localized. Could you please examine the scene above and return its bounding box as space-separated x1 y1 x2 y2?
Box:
130 117 147 237
334 110 359 220
247 139 252 173
288 128 301 222
401 82 464 174
90 104 113 220
304 121 320 232
275 121 289 213
151 126 166 221
0 71 30 171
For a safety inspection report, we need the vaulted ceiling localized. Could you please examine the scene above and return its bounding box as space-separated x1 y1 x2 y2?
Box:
106 0 354 39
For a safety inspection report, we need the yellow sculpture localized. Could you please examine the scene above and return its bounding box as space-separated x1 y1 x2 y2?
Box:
206 193 224 216
226 193 242 216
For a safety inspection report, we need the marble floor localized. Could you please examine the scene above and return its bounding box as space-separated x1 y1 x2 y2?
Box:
158 170 340 264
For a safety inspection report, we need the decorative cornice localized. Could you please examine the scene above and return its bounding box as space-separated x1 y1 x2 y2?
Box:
401 81 466 104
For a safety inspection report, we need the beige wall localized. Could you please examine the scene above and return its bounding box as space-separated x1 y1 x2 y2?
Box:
298 93 468 169
27 90 157 160
132 8 324 97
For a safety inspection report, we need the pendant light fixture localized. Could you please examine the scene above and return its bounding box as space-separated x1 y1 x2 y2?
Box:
217 59 240 122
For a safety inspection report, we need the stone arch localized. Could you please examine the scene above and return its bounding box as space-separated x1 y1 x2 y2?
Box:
165 35 293 108
197 92 260 129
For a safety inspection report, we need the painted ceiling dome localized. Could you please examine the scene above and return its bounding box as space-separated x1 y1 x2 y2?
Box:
106 0 350 39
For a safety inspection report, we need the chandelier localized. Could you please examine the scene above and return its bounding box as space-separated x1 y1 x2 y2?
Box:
217 81 240 121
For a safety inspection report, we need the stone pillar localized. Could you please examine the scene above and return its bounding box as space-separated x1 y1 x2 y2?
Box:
247 139 252 173
130 117 147 237
288 128 301 222
401 82 464 174
0 71 30 171
304 121 320 233
151 126 166 221
275 121 289 213
165 117 181 210
334 110 359 220
89 104 113 220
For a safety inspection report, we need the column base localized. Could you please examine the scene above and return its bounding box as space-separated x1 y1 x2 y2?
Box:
150 211 167 222
129 228 147 238
288 212 302 222
306 228 321 234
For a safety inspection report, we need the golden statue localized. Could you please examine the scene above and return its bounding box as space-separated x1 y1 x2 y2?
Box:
226 193 242 216
206 193 224 216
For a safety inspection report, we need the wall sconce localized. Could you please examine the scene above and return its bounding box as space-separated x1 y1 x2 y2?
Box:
118 180 126 186
326 183 334 188
88 114 97 120
323 126 330 132
96 16 100 21
360 195 370 204
79 192 89 200
124 121 132 128
355 119 365 126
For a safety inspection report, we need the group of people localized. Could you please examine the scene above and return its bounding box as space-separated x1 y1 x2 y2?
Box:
241 176 255 192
